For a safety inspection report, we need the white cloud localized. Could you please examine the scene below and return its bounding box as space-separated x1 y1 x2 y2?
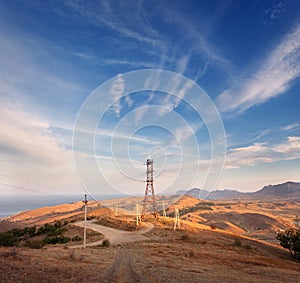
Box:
274 136 300 155
224 136 300 169
263 2 286 25
216 24 300 113
0 102 68 164
65 0 168 51
0 101 81 194
280 122 300 132
110 74 125 117
176 54 190 74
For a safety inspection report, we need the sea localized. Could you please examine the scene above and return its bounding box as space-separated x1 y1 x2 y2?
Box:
0 194 126 218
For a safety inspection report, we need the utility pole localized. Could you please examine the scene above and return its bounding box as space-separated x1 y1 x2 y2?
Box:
162 201 167 219
174 206 180 230
136 203 141 226
83 194 88 249
115 203 119 217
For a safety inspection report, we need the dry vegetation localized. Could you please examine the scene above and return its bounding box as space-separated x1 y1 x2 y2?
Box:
0 195 299 282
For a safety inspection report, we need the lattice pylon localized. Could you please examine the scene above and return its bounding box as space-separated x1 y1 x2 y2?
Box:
141 159 157 219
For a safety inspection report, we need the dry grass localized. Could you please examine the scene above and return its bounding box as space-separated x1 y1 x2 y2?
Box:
1 197 299 282
1 227 299 283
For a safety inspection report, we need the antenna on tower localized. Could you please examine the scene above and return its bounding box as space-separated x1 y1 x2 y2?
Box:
83 194 88 249
141 159 158 219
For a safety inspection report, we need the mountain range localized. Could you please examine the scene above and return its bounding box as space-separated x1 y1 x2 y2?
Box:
176 181 300 200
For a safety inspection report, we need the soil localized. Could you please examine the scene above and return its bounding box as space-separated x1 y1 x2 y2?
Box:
0 196 299 282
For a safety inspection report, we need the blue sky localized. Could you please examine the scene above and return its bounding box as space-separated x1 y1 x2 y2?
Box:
0 0 300 196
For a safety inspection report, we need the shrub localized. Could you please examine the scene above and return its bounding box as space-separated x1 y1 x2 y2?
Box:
233 238 242 247
210 224 217 230
36 223 65 236
43 236 70 245
25 240 44 249
276 228 300 260
243 244 252 250
180 234 190 241
0 231 19 247
71 235 82 242
102 239 110 247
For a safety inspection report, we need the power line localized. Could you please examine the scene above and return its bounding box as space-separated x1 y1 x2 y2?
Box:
0 174 96 202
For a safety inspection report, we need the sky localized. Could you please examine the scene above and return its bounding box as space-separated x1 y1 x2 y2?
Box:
0 0 300 197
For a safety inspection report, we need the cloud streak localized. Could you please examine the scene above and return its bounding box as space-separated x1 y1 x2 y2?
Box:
0 102 68 165
225 136 300 169
216 24 300 113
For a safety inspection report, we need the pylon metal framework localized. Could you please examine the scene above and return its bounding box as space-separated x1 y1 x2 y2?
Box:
141 159 157 219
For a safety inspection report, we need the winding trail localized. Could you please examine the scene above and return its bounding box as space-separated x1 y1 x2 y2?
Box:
74 220 154 247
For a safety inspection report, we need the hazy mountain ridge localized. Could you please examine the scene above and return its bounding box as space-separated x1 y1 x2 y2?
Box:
177 181 300 199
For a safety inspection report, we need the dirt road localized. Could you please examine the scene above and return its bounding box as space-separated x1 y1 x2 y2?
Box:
75 220 154 247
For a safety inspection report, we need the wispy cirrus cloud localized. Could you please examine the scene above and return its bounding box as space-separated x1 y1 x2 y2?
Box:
64 0 168 52
263 1 286 25
0 24 86 117
216 23 300 113
0 100 81 193
0 102 69 165
280 122 300 132
224 136 300 169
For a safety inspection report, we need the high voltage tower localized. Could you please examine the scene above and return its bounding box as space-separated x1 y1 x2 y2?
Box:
141 159 158 219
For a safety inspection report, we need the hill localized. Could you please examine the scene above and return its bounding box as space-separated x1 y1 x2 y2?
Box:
253 181 300 198
178 181 300 200
0 193 299 282
0 199 299 282
176 188 210 199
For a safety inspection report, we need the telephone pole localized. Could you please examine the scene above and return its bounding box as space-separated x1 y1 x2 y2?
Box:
162 201 167 219
83 194 88 249
174 206 180 230
136 203 141 226
115 203 119 217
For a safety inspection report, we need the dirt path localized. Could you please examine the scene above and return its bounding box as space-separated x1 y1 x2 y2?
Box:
75 220 154 247
101 247 142 283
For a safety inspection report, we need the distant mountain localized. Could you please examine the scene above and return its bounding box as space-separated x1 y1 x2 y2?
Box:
252 181 300 198
206 189 247 200
176 188 210 199
176 181 300 200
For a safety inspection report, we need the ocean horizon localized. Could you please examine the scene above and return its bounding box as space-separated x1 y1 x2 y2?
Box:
0 193 127 218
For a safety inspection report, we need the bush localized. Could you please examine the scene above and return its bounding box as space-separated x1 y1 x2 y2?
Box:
43 236 71 245
0 231 19 247
71 235 82 242
210 224 217 230
276 228 300 260
243 244 252 250
102 239 110 247
25 240 45 249
36 223 65 236
233 238 242 247
180 234 190 241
